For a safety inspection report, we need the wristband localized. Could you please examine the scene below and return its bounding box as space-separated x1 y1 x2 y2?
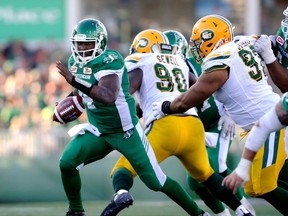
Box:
235 158 251 182
71 76 93 95
161 101 172 114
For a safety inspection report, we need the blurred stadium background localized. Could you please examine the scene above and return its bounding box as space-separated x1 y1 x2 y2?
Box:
0 0 285 214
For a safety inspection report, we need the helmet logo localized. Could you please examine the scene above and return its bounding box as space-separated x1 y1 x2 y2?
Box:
138 38 149 48
74 34 87 40
201 30 214 41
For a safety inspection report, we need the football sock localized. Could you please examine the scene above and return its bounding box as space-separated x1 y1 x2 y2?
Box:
277 180 288 190
161 176 203 215
202 173 241 211
59 160 84 211
278 159 288 186
258 187 288 215
186 174 226 214
112 168 134 192
219 169 245 200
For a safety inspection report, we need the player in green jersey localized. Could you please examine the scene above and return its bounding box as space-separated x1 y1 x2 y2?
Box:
254 6 288 93
55 18 213 216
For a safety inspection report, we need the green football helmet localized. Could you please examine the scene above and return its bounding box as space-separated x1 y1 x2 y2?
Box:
71 18 108 64
163 30 188 57
275 7 288 68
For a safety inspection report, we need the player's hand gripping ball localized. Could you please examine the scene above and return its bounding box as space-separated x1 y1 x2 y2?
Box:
53 96 85 124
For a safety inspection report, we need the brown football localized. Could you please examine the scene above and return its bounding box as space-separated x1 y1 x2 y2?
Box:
53 96 85 124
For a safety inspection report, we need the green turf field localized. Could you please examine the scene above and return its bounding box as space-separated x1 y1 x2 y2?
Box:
0 199 282 216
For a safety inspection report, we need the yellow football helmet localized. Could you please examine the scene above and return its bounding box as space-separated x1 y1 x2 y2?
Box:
129 29 170 54
190 15 234 61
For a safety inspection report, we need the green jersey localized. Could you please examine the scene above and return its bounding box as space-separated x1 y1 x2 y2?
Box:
186 56 222 131
273 36 288 69
68 49 138 134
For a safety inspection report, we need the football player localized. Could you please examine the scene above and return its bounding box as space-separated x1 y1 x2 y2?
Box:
55 18 213 216
223 6 288 206
152 14 288 215
253 7 288 163
254 6 288 93
100 29 254 216
163 30 255 216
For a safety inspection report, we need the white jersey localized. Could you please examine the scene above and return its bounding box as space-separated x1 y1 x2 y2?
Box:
125 52 198 127
202 37 280 131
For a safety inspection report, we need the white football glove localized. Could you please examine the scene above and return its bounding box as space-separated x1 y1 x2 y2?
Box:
254 34 276 64
152 101 167 120
218 110 235 140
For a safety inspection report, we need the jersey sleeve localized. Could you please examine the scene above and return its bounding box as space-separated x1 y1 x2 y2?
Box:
202 45 231 73
124 53 143 72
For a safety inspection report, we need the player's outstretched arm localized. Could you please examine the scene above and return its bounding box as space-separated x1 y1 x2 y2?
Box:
222 149 255 194
153 69 228 117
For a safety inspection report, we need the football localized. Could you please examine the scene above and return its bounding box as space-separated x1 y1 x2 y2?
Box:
53 96 85 124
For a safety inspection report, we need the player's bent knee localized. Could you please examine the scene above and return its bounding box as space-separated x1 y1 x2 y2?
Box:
59 159 77 174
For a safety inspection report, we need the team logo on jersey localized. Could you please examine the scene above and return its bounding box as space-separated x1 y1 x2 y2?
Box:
103 53 118 64
83 67 92 74
201 30 214 41
123 128 133 139
70 65 78 73
276 35 284 46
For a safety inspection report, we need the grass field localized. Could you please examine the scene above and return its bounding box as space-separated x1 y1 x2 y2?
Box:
0 199 282 216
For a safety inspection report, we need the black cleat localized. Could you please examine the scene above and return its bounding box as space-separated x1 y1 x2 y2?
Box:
65 208 86 216
100 192 134 216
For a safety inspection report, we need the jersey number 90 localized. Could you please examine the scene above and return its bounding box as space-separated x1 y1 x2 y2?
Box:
154 63 187 93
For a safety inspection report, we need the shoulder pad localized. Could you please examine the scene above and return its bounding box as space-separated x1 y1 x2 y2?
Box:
125 53 141 63
204 51 231 62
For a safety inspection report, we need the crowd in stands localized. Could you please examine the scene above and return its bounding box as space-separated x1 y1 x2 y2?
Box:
0 40 82 133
